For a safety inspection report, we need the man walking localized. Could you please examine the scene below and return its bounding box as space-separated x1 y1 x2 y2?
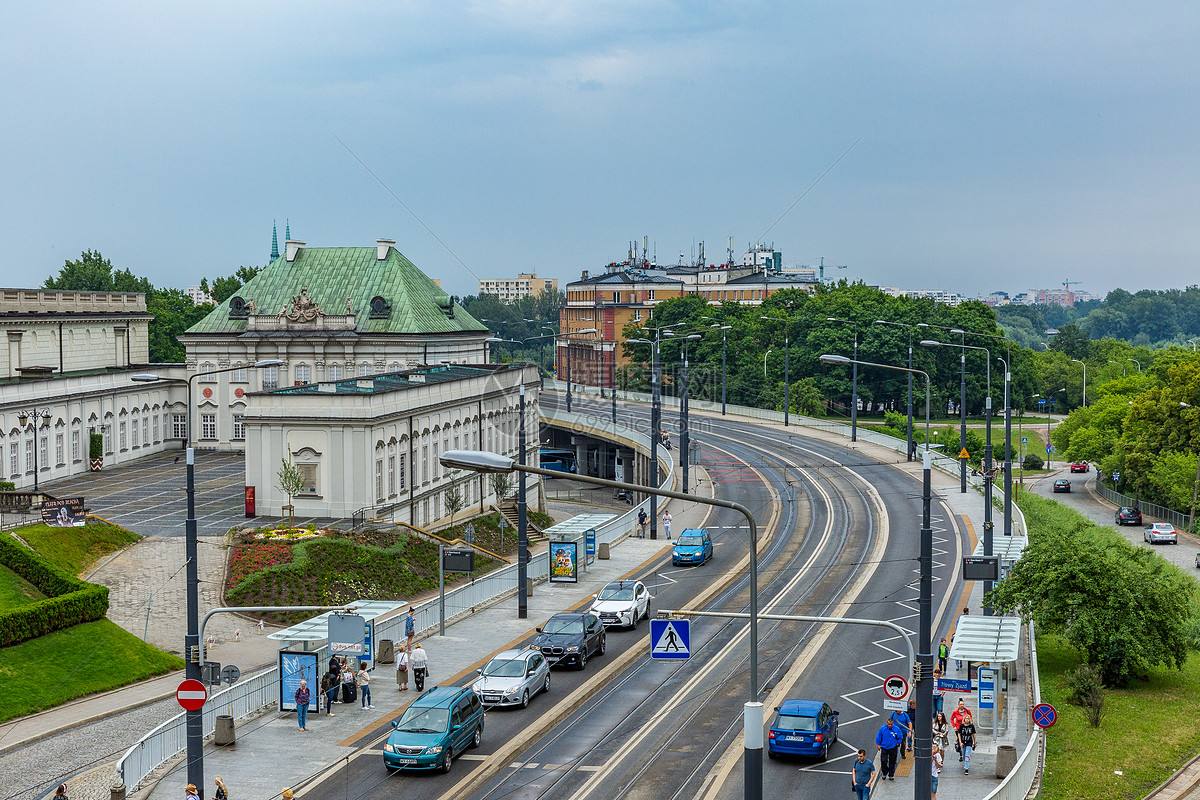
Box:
958 710 978 774
637 508 648 538
874 717 904 781
294 680 311 732
411 642 429 691
937 637 949 674
661 510 673 540
849 749 876 800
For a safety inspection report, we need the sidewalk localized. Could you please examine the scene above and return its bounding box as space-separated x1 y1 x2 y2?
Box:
135 472 715 800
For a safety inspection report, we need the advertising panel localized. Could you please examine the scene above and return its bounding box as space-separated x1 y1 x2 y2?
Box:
549 540 579 583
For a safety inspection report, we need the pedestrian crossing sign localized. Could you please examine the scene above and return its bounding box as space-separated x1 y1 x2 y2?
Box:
650 619 691 660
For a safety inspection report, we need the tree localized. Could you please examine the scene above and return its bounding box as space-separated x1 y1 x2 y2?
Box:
489 472 514 502
44 250 152 294
443 475 465 525
146 288 212 362
204 266 263 304
1048 322 1091 360
276 459 305 521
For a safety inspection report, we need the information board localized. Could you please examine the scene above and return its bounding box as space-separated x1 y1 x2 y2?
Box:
278 650 319 712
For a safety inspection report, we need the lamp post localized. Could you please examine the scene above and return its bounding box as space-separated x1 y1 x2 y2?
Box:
440 447 763 800
1108 359 1126 377
1072 359 1087 407
517 383 529 618
826 318 860 440
131 358 283 798
762 315 794 426
665 332 701 494
1182 402 1200 533
918 323 968 492
710 323 732 415
1128 358 1143 373
15 408 51 491
875 320 917 460
961 329 1016 539
820 354 932 800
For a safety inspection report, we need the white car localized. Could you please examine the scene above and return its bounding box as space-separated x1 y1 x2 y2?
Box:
473 648 550 708
589 580 650 628
1145 522 1179 545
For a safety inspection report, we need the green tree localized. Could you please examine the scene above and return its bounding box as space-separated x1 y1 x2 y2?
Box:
276 459 305 521
1048 322 1091 359
146 288 212 362
44 250 152 294
204 266 262 304
443 475 466 525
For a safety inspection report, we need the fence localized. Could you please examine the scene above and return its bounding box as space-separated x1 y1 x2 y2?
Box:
1094 481 1194 532
116 406 672 792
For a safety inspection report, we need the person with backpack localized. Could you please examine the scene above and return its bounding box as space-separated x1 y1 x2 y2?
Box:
889 705 913 759
958 710 978 773
320 670 338 716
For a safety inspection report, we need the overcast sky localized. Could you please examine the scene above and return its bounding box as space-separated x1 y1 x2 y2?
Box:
3 2 1198 298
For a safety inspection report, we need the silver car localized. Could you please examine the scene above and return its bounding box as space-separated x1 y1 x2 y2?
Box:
472 649 550 709
1145 522 1179 545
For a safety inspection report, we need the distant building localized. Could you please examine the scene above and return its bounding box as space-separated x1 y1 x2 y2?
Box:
982 291 1010 307
742 244 782 271
185 286 214 305
879 287 965 306
478 273 558 303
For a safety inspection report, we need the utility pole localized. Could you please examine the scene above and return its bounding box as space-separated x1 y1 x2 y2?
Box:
517 383 529 618
650 337 661 539
681 353 691 494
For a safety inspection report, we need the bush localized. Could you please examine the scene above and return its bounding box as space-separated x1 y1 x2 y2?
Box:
1023 454 1045 470
89 432 103 460
0 480 14 491
0 535 109 646
1065 664 1105 727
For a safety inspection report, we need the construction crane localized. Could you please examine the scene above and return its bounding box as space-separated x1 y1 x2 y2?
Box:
1062 278 1082 292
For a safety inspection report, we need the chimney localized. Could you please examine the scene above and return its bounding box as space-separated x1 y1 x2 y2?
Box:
581 269 589 280
376 239 395 260
285 240 305 262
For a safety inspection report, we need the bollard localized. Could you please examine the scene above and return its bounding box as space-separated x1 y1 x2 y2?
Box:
214 714 235 746
377 639 395 664
598 542 611 560
111 784 127 800
995 743 1017 778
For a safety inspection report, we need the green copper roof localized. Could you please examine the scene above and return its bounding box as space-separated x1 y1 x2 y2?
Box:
185 246 487 335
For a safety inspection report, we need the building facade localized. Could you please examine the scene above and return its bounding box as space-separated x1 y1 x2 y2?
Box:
179 239 493 452
478 273 559 303
0 288 186 490
244 363 541 523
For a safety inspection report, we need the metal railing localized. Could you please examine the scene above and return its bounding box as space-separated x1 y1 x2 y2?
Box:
1094 481 1194 532
116 404 672 792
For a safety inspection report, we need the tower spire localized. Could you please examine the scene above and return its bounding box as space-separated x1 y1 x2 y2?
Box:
285 218 291 242
270 220 279 260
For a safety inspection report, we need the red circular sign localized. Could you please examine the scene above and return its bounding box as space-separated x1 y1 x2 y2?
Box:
234 388 245 398
882 674 910 699
1032 702 1057 729
202 387 213 399
176 678 208 711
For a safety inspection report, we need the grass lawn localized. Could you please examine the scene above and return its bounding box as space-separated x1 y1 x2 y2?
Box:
1037 633 1200 800
0 618 183 723
16 519 139 575
0 564 45 608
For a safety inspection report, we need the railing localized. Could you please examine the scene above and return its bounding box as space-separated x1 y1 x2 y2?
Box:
1094 481 1194 532
116 402 672 792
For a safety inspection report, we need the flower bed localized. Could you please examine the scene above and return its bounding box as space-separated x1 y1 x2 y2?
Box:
227 542 295 590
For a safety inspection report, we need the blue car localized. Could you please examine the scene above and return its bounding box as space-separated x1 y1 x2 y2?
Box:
671 529 714 566
767 699 839 761
383 686 484 773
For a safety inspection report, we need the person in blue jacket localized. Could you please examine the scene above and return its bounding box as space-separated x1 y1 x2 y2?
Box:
874 717 904 780
890 704 913 759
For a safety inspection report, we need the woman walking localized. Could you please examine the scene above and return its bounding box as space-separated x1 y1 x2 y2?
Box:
214 777 229 800
933 710 951 752
294 680 311 732
357 662 374 709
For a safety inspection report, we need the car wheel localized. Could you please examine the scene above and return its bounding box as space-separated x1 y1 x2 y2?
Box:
471 724 482 749
542 674 551 695
441 747 454 774
819 742 829 762
767 749 777 761
578 649 588 670
599 635 607 656
520 690 530 709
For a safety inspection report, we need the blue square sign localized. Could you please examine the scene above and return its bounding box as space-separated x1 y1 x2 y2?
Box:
650 618 691 660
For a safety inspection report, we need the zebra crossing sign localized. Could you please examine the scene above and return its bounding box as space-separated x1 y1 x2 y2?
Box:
650 619 691 660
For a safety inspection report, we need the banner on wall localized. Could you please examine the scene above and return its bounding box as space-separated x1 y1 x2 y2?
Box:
41 497 85 527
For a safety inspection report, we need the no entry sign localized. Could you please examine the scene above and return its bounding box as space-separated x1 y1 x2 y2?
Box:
176 678 208 711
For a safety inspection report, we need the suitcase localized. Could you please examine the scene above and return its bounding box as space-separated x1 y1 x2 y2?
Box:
342 681 357 703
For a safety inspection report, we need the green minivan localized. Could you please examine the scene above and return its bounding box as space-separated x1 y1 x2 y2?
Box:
383 686 485 773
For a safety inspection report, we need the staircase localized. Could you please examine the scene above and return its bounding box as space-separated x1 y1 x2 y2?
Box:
497 499 547 544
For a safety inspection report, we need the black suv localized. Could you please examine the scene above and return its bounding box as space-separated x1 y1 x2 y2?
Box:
532 612 606 670
1115 506 1143 526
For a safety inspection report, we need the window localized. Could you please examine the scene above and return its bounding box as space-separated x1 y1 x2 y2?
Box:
152 415 159 443
131 416 139 448
375 459 384 503
142 416 149 445
172 414 187 439
388 455 396 497
9 442 18 478
262 366 279 391
232 414 245 441
421 445 429 485
295 364 312 385
25 437 33 472
119 421 127 451
398 453 407 492
104 424 112 455
72 429 81 462
297 463 319 495
433 441 440 480
201 414 216 440
55 433 64 466
328 364 342 381
230 364 248 383
39 433 48 468
633 309 642 322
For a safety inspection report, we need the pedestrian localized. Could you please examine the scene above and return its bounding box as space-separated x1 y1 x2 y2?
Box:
357 661 374 709
950 699 969 761
874 717 903 781
662 510 673 540
637 508 648 538
932 667 945 714
404 606 416 652
937 637 949 674
327 653 342 694
849 748 876 800
281 790 293 800
320 669 337 716
294 680 310 731
932 742 944 799
214 777 229 800
396 646 410 691
185 785 199 800
54 785 68 800
933 710 951 753
958 710 978 774
411 641 429 691
890 704 912 759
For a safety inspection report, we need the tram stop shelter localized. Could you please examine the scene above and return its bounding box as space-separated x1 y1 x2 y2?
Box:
948 614 1023 735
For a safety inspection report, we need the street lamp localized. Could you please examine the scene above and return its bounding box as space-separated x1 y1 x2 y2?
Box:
1128 358 1143 373
820 353 934 800
761 315 794 426
439 447 765 799
130 357 282 797
1071 359 1087 407
15 408 51 491
826 318 860 440
917 323 968 492
874 319 917 461
706 322 733 416
959 328 1017 538
664 332 701 494
628 322 684 539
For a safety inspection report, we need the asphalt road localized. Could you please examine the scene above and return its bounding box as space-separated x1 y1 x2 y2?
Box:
302 395 968 800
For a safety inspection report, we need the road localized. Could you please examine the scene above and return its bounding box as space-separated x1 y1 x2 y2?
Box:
302 395 968 800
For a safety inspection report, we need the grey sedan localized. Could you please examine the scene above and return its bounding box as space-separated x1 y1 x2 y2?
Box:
472 649 550 709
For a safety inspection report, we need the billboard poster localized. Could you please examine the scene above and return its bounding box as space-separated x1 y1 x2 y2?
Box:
549 540 579 584
41 497 85 527
278 650 319 712
328 613 367 656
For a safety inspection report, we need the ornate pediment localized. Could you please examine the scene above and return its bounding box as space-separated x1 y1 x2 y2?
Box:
281 288 324 323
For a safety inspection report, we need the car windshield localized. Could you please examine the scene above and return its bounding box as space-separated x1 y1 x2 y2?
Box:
482 658 526 678
598 586 636 601
395 705 449 733
1120 508 1136 513
543 617 584 635
677 535 704 546
774 713 819 732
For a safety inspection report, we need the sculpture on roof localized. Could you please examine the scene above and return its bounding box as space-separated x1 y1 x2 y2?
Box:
344 296 353 315
284 287 325 323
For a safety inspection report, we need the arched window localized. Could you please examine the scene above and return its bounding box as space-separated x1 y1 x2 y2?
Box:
294 363 312 385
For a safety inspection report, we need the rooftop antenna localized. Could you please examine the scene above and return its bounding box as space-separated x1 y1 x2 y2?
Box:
728 236 734 268
698 240 705 269
644 235 649 268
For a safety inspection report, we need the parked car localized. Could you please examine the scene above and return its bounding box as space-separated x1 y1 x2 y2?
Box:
767 699 839 761
473 648 550 709
1144 522 1179 545
590 580 650 628
1194 551 1200 569
532 612 606 669
384 686 484 773
672 529 715 566
1115 506 1143 526
1052 479 1071 493
1069 461 1089 473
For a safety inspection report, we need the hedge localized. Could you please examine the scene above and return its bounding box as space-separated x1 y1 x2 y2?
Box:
0 534 109 646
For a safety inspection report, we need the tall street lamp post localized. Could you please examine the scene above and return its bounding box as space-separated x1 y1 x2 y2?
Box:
709 323 732 415
1181 402 1200 533
1072 359 1088 407
918 323 968 492
665 331 701 493
761 315 794 426
15 408 51 491
517 383 529 618
826 318 861 440
439 448 763 800
820 354 932 800
962 330 1016 539
874 320 917 460
628 322 683 538
131 358 282 798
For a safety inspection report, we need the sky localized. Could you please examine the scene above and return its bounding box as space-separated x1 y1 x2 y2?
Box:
3 1 1199 299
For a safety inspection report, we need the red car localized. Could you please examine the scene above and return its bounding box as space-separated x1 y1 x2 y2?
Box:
1069 462 1089 473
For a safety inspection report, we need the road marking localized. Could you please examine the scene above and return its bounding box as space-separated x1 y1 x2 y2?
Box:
458 754 487 761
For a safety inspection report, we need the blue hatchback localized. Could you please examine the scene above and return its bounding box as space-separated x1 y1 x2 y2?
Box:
672 529 714 566
767 699 839 761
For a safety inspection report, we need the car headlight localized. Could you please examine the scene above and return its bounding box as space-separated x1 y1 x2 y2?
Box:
565 645 579 653
384 743 395 753
425 746 443 755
